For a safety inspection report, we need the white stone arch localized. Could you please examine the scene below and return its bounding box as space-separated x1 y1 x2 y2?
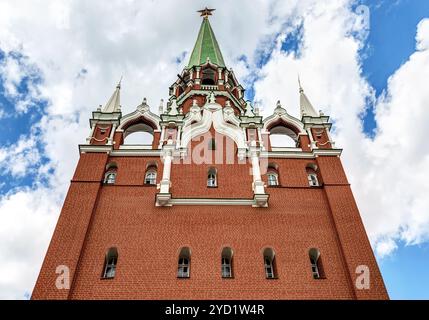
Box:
263 111 306 135
262 107 306 149
118 104 161 132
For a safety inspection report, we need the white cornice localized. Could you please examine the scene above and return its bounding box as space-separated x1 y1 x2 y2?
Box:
263 148 343 159
79 145 113 154
169 198 254 206
111 149 162 157
78 144 342 159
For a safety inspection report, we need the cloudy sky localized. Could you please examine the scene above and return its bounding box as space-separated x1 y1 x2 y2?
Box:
0 0 428 299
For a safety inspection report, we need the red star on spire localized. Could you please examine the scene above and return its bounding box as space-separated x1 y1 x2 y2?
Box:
197 7 215 19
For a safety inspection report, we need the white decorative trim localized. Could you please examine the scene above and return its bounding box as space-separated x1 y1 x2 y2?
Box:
170 198 254 206
263 110 306 135
110 149 161 157
119 145 153 150
180 100 247 150
118 106 161 131
78 145 342 159
79 145 113 154
87 147 344 158
263 148 343 159
270 147 303 152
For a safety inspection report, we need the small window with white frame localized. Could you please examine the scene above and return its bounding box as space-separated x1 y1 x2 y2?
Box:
207 167 217 187
267 163 280 187
221 247 233 278
102 247 118 279
307 173 319 187
144 167 157 185
267 172 279 186
105 172 116 184
104 163 118 184
177 247 191 278
306 164 320 187
263 248 277 279
309 248 324 279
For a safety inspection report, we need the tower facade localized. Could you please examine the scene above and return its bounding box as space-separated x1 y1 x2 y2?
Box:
32 9 388 300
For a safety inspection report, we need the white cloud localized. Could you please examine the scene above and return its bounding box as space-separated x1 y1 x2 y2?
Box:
253 3 429 257
0 188 60 299
0 135 41 177
0 0 428 298
0 0 278 299
416 18 429 51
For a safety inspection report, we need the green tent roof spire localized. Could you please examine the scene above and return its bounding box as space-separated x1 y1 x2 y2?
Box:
187 8 226 68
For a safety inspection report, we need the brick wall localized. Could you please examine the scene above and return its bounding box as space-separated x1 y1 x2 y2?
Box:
32 147 388 299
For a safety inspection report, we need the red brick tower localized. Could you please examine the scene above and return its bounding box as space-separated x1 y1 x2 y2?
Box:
32 8 388 300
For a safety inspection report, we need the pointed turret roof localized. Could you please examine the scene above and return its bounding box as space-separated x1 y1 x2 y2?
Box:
102 81 121 113
299 77 318 117
187 8 226 68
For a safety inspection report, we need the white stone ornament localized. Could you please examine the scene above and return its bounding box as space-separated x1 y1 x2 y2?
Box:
137 97 150 113
168 97 179 116
245 101 255 117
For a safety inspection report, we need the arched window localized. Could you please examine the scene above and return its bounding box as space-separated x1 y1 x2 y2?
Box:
102 247 118 279
263 248 277 279
267 173 278 186
207 167 217 187
269 126 298 148
202 68 216 85
306 164 320 187
144 166 157 185
177 247 191 278
221 247 233 278
104 163 117 184
123 123 154 145
267 163 279 187
309 248 324 279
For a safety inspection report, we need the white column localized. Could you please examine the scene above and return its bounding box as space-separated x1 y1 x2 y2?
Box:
250 142 265 195
108 124 116 145
158 126 166 149
159 139 174 194
249 143 269 208
307 128 317 149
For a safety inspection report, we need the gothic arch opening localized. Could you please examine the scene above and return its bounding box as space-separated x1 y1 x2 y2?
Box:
269 125 298 148
201 67 216 85
123 123 154 145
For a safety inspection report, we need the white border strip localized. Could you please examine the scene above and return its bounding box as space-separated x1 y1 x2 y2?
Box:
170 198 254 206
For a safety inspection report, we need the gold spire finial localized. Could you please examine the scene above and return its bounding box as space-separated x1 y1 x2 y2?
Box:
197 7 215 19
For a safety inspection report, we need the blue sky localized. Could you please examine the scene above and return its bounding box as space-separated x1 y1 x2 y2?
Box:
360 0 429 299
0 0 428 299
360 0 429 135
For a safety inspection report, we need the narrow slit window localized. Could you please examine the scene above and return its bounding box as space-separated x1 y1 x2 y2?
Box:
309 248 324 279
221 247 233 278
207 168 217 187
102 247 118 279
263 248 276 279
177 247 191 278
